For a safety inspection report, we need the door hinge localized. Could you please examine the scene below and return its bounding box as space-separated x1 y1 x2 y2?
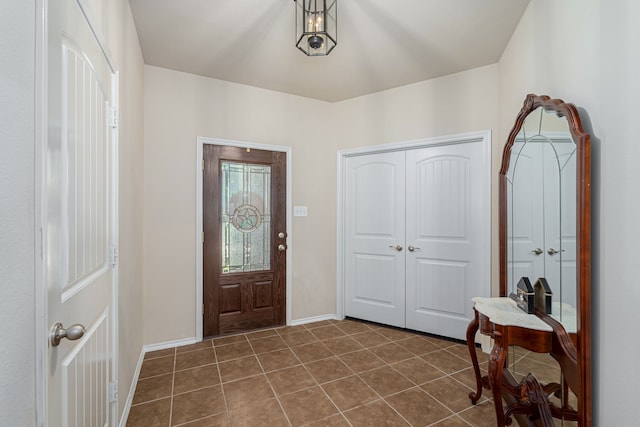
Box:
109 106 118 129
202 159 205 171
202 231 205 243
110 246 118 267
202 303 205 315
109 381 118 403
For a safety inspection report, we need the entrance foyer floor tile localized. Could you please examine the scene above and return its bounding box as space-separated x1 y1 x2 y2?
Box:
128 318 520 426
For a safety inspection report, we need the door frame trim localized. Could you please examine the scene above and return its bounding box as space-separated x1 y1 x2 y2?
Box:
336 130 492 321
196 137 293 340
35 2 46 423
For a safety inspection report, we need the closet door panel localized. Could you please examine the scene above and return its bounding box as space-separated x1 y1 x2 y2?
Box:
344 151 406 327
507 141 545 293
544 139 577 307
405 143 486 340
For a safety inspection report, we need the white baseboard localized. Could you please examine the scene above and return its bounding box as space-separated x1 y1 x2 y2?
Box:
290 313 339 326
118 337 198 427
118 349 145 427
143 337 197 353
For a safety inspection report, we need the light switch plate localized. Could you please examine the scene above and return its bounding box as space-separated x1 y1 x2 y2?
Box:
293 206 308 217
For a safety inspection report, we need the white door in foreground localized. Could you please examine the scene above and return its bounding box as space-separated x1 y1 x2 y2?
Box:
45 0 118 424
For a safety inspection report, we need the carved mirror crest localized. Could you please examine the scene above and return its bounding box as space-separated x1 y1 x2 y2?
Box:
500 94 591 425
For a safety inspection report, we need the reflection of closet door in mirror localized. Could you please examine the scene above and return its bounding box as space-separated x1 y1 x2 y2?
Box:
543 136 577 308
507 134 577 309
507 140 545 293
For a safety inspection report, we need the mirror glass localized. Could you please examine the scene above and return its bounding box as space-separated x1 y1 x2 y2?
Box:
506 106 577 331
500 94 591 426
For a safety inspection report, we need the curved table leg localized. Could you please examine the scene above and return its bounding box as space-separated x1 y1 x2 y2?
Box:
504 374 555 427
489 330 508 427
466 308 484 404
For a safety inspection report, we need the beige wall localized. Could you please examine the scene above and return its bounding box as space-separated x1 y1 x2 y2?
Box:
142 64 499 345
331 64 499 147
143 67 332 344
106 0 146 420
497 1 640 424
1 1 36 425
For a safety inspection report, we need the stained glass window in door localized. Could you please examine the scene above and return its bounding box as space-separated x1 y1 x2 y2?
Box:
221 161 271 273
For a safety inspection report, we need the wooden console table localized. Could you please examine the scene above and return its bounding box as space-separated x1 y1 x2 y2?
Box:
466 297 562 426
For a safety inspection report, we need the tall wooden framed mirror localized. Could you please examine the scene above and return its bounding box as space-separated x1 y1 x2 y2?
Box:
499 94 591 425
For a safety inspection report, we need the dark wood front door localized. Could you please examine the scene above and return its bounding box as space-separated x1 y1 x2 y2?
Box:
203 145 287 337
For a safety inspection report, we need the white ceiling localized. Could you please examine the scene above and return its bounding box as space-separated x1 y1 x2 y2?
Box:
129 0 530 102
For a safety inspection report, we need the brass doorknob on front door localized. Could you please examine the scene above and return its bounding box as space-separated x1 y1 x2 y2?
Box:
278 244 287 252
50 322 86 347
389 245 403 251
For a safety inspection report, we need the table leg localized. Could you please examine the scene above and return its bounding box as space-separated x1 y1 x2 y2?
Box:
466 308 484 404
489 330 507 427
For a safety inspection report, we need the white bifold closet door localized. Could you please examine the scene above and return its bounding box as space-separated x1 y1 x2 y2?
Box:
345 151 407 328
345 142 487 340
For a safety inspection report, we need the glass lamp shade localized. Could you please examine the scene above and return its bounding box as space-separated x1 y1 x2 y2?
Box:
295 0 337 56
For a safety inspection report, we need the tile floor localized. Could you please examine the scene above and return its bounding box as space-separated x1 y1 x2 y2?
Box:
126 318 548 426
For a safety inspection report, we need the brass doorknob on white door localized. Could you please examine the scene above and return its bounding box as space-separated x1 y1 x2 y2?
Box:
278 244 287 252
408 245 420 252
50 322 86 347
389 245 403 251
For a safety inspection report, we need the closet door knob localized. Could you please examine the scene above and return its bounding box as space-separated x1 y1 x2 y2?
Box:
408 246 420 252
530 248 543 255
389 245 403 251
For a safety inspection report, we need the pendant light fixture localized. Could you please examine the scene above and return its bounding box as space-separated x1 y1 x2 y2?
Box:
295 0 337 56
